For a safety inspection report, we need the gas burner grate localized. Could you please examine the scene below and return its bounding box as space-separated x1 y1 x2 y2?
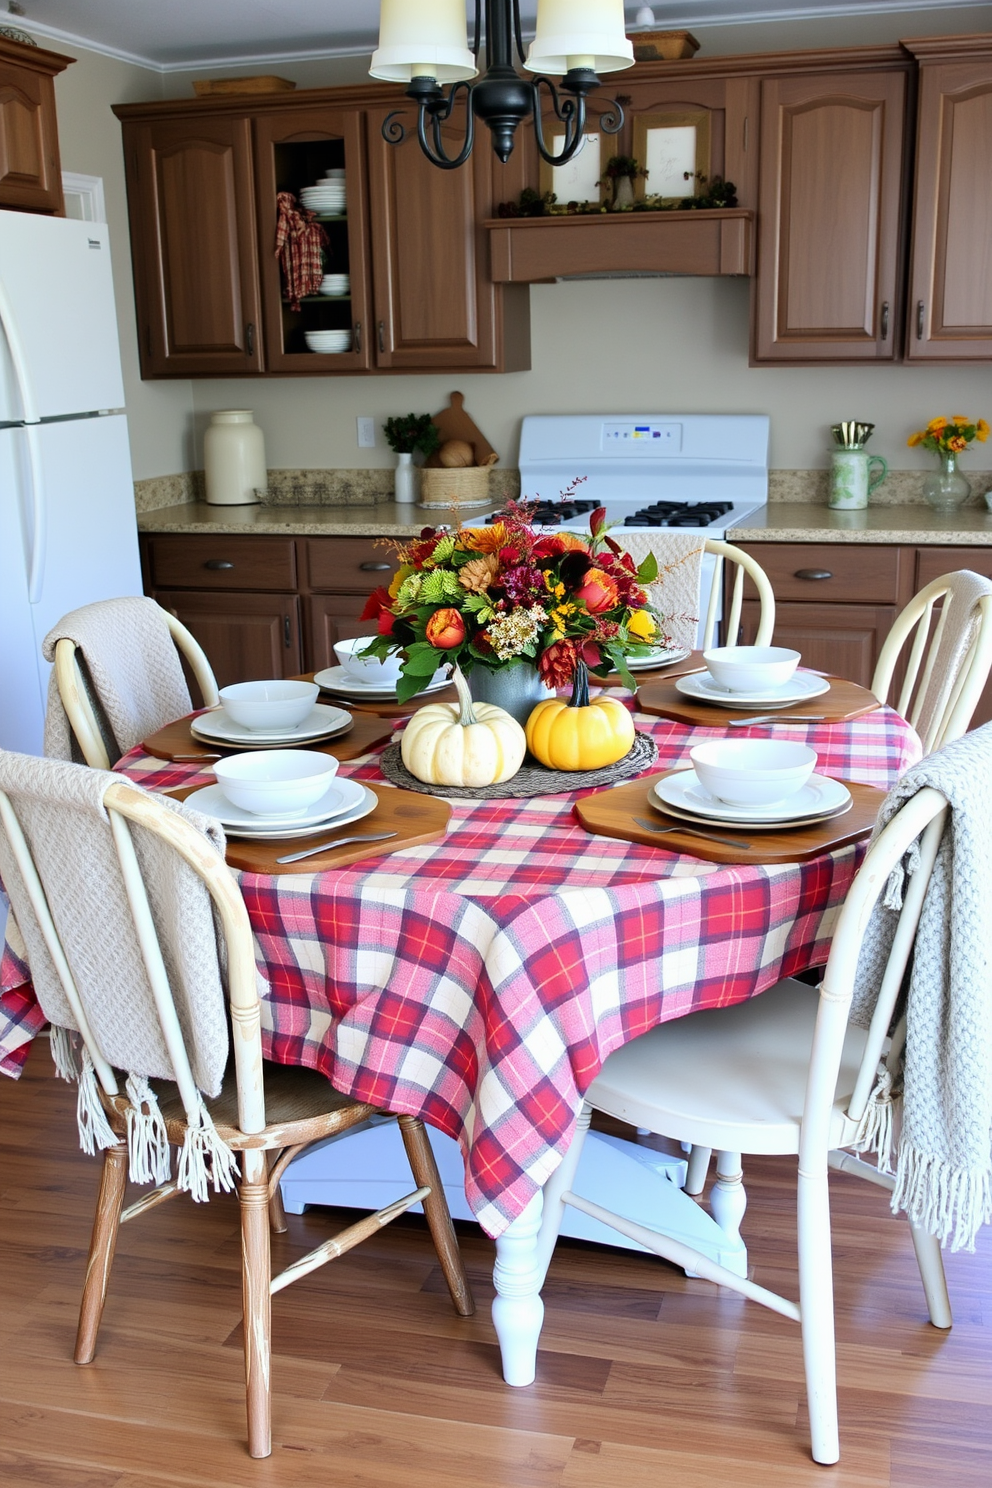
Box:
622 501 734 528
485 498 599 526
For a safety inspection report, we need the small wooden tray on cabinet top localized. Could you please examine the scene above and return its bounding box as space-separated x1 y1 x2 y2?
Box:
575 771 886 865
635 674 881 726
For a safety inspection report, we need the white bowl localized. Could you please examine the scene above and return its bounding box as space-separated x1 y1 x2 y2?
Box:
334 636 403 685
305 333 352 353
703 646 802 694
323 168 346 179
213 749 339 818
690 739 818 807
218 679 318 731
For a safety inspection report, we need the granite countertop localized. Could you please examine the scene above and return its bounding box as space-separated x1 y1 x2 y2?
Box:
138 499 992 545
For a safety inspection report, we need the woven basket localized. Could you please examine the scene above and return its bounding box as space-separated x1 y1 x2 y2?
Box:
419 466 491 509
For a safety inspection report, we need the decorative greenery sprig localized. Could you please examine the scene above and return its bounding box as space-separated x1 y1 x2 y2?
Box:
382 414 442 457
907 415 989 456
597 155 648 184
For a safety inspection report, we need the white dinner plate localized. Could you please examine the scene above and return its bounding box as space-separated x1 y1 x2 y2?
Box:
675 670 831 709
221 787 379 841
313 665 451 700
190 703 352 747
650 770 852 826
623 647 691 671
188 777 369 833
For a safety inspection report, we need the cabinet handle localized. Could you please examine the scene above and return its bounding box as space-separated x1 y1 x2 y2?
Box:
359 560 392 571
916 300 925 340
246 322 254 356
795 568 832 581
204 559 234 570
284 616 292 648
377 319 385 353
880 301 889 341
354 321 362 352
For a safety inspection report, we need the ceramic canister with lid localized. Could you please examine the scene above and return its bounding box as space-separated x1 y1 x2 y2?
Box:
204 410 267 505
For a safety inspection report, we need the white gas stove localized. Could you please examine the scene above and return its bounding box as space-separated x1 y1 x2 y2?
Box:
515 413 769 645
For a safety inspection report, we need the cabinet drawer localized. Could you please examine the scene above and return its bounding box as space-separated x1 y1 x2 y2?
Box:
306 537 399 592
146 536 296 591
916 546 992 588
737 543 902 603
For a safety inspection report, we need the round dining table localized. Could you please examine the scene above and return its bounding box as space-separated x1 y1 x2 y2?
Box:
0 683 922 1386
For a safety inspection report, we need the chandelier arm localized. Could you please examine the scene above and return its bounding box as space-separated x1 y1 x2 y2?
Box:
512 0 526 66
472 0 482 63
531 81 586 168
414 84 475 171
599 98 626 137
381 112 407 146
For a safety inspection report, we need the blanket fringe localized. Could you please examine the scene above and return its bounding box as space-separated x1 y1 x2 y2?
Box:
852 1061 897 1173
176 1093 238 1203
124 1073 171 1186
76 1046 118 1155
892 1145 992 1254
50 1024 79 1083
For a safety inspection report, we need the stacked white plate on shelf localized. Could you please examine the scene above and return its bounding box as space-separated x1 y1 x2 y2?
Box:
192 777 378 842
299 175 347 215
191 701 352 749
313 665 451 702
304 329 352 354
320 272 350 297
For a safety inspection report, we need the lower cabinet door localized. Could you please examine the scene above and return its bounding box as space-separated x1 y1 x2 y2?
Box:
307 595 380 673
740 599 897 689
155 590 301 686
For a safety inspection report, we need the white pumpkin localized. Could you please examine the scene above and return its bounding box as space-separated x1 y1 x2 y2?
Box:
401 667 526 787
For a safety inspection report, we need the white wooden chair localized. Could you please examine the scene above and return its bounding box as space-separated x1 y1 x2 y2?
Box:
870 570 992 752
53 608 219 769
701 538 776 649
0 766 474 1459
535 786 951 1465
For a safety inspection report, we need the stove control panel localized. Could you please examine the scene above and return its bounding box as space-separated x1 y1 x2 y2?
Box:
601 421 681 452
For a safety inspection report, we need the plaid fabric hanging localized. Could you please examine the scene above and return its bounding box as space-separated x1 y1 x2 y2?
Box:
274 192 329 312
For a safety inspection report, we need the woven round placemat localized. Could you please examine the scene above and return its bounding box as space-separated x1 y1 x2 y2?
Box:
378 731 658 800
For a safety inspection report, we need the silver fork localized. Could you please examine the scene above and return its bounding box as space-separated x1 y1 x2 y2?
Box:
633 817 751 850
276 831 397 864
727 714 827 727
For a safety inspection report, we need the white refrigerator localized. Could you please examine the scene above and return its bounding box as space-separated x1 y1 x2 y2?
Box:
0 211 143 755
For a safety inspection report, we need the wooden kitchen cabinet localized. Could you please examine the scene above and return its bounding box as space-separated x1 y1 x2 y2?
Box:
0 34 72 215
305 536 399 671
120 114 264 377
903 36 992 362
153 590 302 687
751 65 909 364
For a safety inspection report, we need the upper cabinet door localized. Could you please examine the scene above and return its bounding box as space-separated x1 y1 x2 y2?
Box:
0 36 71 215
905 52 992 362
123 116 263 377
252 107 371 375
752 70 908 364
365 106 528 371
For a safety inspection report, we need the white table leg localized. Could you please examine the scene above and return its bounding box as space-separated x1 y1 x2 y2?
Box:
491 1191 545 1386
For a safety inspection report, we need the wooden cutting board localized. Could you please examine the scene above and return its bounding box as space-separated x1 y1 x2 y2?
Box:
636 673 881 725
423 391 497 468
142 710 395 763
168 783 450 874
599 650 707 688
575 770 885 865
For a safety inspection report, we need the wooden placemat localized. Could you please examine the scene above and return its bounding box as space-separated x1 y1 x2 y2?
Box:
168 783 450 874
305 672 459 719
142 710 395 763
575 770 885 865
599 650 706 688
636 674 881 725
378 731 658 799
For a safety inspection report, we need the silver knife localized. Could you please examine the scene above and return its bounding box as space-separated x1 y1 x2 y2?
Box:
276 831 397 864
633 816 752 850
727 714 827 727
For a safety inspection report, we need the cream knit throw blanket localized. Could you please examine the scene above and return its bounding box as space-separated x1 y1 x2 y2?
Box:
612 533 704 653
43 598 193 764
849 724 992 1251
904 570 992 747
0 751 237 1201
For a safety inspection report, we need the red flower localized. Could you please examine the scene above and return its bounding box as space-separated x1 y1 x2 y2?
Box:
359 585 393 622
377 609 395 637
425 608 466 649
538 639 580 688
575 567 619 615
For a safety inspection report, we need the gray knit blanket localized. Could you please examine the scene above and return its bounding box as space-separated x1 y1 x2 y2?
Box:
850 723 992 1251
43 597 192 764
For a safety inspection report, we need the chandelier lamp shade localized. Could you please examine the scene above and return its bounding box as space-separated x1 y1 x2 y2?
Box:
369 0 634 170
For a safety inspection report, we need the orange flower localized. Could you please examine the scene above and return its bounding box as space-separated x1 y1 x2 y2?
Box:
460 524 506 554
557 532 590 552
947 434 967 453
425 608 466 649
952 414 969 425
977 420 990 443
927 417 949 433
575 567 620 615
907 431 924 447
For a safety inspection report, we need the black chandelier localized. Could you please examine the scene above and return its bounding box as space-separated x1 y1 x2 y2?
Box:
369 0 635 171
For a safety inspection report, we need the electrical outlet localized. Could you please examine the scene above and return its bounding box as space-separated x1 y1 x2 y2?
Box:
356 417 376 448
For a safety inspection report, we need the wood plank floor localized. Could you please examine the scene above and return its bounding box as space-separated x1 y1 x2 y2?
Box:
2 1041 989 1487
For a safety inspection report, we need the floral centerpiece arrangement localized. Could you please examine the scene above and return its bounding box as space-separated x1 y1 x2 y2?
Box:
907 414 989 512
360 493 673 705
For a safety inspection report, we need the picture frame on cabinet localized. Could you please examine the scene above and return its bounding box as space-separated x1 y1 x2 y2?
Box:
632 110 711 201
538 130 613 205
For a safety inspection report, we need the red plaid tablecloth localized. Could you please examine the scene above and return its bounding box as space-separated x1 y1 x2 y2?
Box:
0 703 920 1236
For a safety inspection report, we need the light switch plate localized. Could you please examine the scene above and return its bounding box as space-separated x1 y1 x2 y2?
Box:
356 417 376 448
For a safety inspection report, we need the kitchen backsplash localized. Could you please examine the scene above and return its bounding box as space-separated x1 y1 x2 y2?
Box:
134 466 991 513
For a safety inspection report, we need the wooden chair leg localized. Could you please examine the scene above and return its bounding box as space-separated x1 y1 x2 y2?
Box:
397 1114 475 1317
75 1140 128 1364
684 1144 713 1196
797 1164 840 1465
267 1151 288 1234
909 1221 953 1329
239 1155 272 1459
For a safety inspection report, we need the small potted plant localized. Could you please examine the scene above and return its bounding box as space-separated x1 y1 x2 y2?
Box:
383 414 442 505
598 155 648 211
907 414 989 511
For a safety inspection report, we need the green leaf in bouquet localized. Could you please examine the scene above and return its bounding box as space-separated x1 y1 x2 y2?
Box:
635 551 659 583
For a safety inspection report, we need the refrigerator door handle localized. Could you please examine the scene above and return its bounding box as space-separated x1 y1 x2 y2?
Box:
24 423 47 603
0 272 40 423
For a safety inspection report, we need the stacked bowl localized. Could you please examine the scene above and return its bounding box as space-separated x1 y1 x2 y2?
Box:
300 173 347 216
320 272 350 297
304 329 352 354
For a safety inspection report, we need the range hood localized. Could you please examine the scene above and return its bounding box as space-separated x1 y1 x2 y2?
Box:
486 208 753 284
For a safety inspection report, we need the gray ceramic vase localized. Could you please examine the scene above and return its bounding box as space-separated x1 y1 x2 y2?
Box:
467 665 551 727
